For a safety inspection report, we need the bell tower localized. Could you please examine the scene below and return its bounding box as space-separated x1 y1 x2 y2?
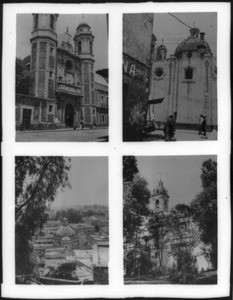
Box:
149 179 169 213
30 14 58 99
73 21 95 124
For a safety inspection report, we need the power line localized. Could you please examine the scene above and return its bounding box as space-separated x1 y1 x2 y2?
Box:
168 13 192 29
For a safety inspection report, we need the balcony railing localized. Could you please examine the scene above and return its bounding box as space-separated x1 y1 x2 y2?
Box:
57 81 82 96
94 102 107 108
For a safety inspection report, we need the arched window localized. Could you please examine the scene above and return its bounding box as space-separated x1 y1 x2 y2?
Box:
185 67 193 80
65 60 73 71
34 14 38 29
156 199 159 208
187 51 192 59
90 41 93 54
78 41 82 53
50 15 54 30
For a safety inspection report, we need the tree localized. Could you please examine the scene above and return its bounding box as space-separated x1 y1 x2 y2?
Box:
170 204 194 219
147 212 172 269
123 156 139 182
66 208 82 223
190 159 217 269
174 251 197 284
123 174 151 276
169 204 197 248
125 243 152 277
46 262 78 280
148 204 199 277
15 156 71 276
55 209 67 220
95 225 100 232
55 209 83 223
169 204 199 283
16 58 34 95
201 159 217 189
123 175 150 243
123 156 152 277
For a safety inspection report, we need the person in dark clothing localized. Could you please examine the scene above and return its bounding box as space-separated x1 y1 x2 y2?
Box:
164 115 175 141
199 115 207 136
80 119 84 129
173 111 177 131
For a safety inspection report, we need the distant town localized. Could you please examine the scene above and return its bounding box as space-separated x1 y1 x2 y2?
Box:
18 205 109 284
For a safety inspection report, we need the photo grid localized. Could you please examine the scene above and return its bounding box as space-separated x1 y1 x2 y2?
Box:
2 3 231 299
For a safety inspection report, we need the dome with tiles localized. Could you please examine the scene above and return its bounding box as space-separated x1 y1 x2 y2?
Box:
55 217 75 237
175 28 211 58
153 179 168 196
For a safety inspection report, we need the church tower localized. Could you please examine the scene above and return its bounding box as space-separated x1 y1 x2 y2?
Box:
73 21 95 125
30 14 58 100
149 179 169 213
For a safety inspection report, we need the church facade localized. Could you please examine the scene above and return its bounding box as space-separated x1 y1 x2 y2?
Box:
148 27 217 129
144 178 209 273
16 14 108 130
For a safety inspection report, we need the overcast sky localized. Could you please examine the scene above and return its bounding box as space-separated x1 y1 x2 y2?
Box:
153 12 217 57
16 14 108 85
136 155 217 209
52 157 108 209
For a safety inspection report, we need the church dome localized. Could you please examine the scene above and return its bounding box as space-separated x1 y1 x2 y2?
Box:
175 28 211 58
77 22 90 29
61 236 71 243
74 20 93 39
153 179 168 196
55 218 75 237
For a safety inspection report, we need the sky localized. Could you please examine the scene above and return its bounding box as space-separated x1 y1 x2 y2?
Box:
136 155 217 209
16 14 108 85
52 157 108 209
153 12 217 57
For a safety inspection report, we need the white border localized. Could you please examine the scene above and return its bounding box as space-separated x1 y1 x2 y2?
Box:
2 2 231 299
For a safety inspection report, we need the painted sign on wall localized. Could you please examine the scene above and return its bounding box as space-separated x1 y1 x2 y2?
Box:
123 54 149 83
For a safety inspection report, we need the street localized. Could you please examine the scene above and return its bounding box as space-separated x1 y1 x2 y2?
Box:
16 128 217 142
142 129 217 142
16 128 108 142
124 275 172 284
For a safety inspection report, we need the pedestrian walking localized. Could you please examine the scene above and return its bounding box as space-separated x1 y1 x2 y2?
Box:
173 111 177 131
80 119 84 129
164 115 175 141
199 115 207 136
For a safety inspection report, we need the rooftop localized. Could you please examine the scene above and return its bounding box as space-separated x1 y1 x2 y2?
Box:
174 27 211 57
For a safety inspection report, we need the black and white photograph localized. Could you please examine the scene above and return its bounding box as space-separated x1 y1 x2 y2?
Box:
15 156 109 284
123 156 217 284
16 14 108 142
123 13 217 141
2 2 231 299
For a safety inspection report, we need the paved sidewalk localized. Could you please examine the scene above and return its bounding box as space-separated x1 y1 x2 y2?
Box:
124 275 172 284
142 129 217 142
16 127 108 142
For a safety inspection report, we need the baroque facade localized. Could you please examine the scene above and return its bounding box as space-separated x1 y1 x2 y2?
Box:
142 179 209 273
149 27 217 129
123 15 217 140
16 14 108 130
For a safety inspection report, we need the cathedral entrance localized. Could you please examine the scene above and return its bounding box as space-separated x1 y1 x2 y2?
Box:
22 108 32 129
65 103 75 127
